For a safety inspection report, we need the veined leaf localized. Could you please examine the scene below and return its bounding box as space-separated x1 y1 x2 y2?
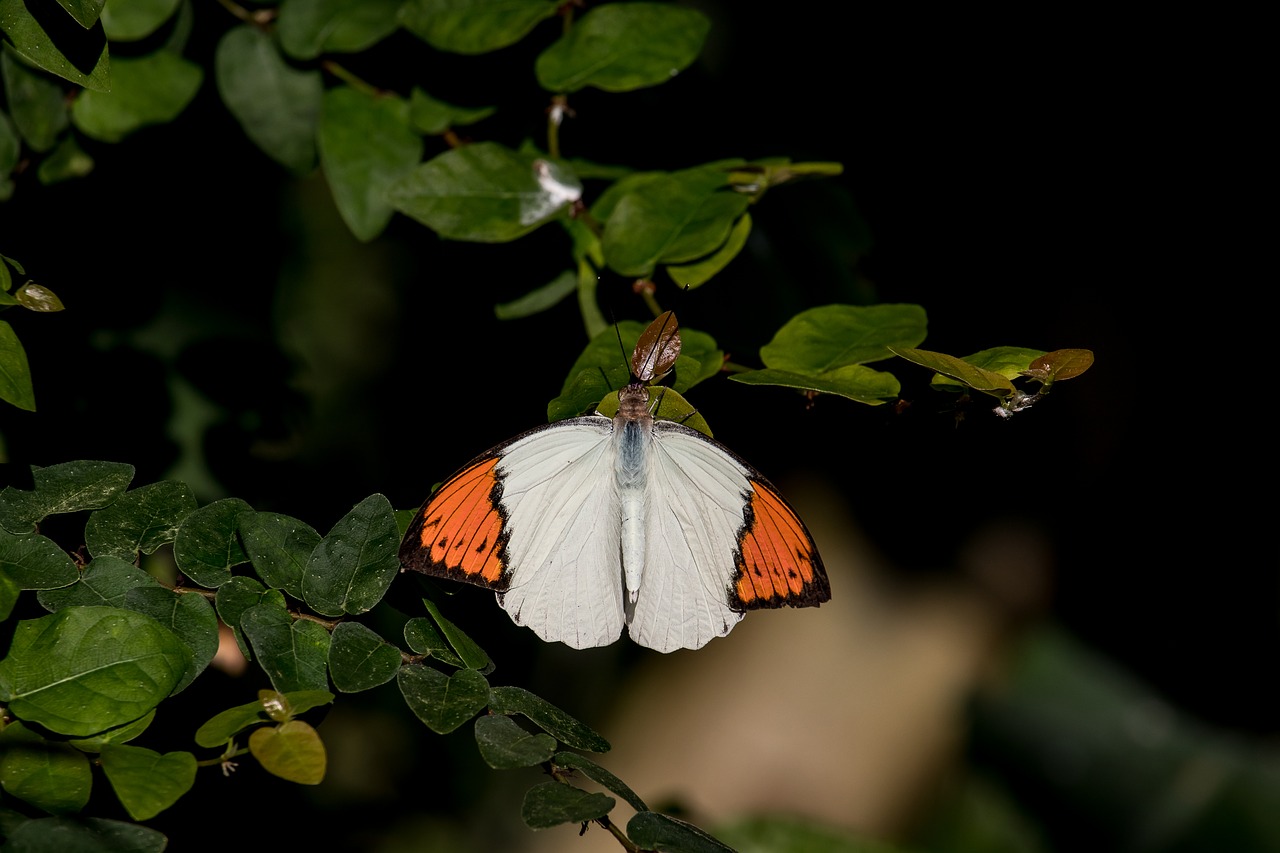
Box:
761 304 928 373
0 459 133 534
301 493 400 617
99 744 196 820
399 0 557 55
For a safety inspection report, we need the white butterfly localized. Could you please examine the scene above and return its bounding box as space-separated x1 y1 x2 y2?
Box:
399 313 830 653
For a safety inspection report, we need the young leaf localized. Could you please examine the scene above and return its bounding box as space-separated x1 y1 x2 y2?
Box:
122 586 219 695
397 664 488 734
99 744 197 820
421 597 491 671
84 481 198 561
0 606 189 736
474 713 556 769
552 751 647 812
627 811 736 853
0 319 36 412
760 304 928 373
534 3 710 93
404 616 465 667
301 493 400 617
328 620 403 692
239 603 331 693
398 0 557 55
520 780 614 829
0 459 134 534
1025 348 1095 384
248 719 327 785
0 528 77 590
239 511 321 600
71 51 204 143
195 698 274 748
173 497 252 588
488 686 610 753
0 721 92 814
37 555 163 611
890 347 1016 398
215 24 322 174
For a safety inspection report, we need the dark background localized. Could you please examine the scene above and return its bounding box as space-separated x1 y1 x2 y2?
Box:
0 2 1268 851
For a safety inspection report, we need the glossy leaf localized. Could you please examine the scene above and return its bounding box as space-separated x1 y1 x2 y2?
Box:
0 528 77 589
317 87 423 242
328 620 402 692
15 281 65 311
0 459 133 534
488 685 610 753
926 346 1048 393
521 780 614 829
216 24 322 174
0 0 111 91
239 511 320 600
84 480 197 560
37 556 162 611
0 721 92 814
57 0 105 28
0 816 167 851
277 0 401 59
760 304 928 373
214 576 287 660
397 664 488 734
101 0 181 41
173 497 252 588
628 811 736 852
1 49 69 152
0 606 189 736
71 51 203 143
240 603 331 693
0 319 35 412
99 744 196 820
301 493 400 617
1026 348 1095 383
891 347 1015 397
494 269 577 320
399 0 556 55
122 586 218 694
667 211 751 288
535 3 710 93
553 751 647 812
388 142 580 242
421 597 491 671
249 719 326 785
403 615 465 667
729 364 901 405
408 87 496 135
474 713 556 769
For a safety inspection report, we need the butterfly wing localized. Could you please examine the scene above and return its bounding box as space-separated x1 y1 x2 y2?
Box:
626 421 829 653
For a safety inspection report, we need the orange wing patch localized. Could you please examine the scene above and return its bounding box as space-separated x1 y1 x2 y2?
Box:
732 481 830 609
400 456 509 589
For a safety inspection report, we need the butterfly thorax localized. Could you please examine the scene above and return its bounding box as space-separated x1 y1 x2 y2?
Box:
614 383 654 604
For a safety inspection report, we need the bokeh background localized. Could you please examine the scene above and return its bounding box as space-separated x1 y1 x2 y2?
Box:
1 2 1270 851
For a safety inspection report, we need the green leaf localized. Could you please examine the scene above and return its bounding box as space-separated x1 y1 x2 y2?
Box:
14 281 65 311
214 576 287 660
71 50 203 142
388 141 581 242
0 606 189 736
194 696 274 748
925 346 1048 394
0 816 167 851
56 0 105 29
215 24 322 174
239 603 331 693
0 0 111 90
328 620 402 692
397 664 488 734
627 811 736 852
1 49 69 152
301 493 400 617
0 318 36 411
101 0 181 41
0 459 134 534
277 0 401 59
535 3 710 93
99 744 196 820
890 346 1015 397
173 497 252 588
238 511 319 600
521 780 614 829
553 751 647 812
729 364 901 405
67 710 155 751
403 616 465 667
84 480 198 560
494 269 576 320
0 571 17 620
317 86 424 242
398 0 557 55
407 86 495 135
121 586 218 694
488 686 610 753
37 556 162 611
0 721 92 815
421 597 491 671
0 529 77 590
35 133 94 184
248 719 326 785
760 304 928 373
667 211 752 288
474 713 556 769
0 109 18 200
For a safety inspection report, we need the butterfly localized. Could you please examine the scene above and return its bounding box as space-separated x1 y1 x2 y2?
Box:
399 312 830 653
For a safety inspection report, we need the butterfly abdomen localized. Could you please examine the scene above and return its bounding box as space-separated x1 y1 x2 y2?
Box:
615 384 655 604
